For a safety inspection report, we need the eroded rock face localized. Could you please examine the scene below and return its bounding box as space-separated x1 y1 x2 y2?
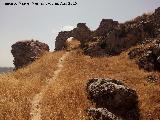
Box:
11 40 49 70
86 78 140 120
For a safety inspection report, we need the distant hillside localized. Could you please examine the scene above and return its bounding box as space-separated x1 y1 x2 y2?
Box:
0 67 13 73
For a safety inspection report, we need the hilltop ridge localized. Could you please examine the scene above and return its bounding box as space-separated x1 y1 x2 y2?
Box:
0 7 160 120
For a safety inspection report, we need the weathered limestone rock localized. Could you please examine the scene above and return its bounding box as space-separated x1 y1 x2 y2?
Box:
86 78 140 120
11 40 49 70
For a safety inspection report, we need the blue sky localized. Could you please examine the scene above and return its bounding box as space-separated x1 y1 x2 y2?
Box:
0 0 160 67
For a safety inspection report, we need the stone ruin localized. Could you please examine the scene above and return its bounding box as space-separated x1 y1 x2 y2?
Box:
55 23 92 51
11 40 49 70
54 7 160 57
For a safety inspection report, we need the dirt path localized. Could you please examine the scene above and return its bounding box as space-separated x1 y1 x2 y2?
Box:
30 52 70 120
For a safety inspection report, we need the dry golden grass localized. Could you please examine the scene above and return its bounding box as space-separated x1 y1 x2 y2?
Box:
41 49 160 120
0 51 64 120
0 48 160 120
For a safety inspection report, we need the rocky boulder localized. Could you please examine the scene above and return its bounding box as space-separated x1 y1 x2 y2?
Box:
86 78 140 120
11 40 49 70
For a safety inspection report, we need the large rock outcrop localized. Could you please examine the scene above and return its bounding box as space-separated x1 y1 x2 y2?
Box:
86 78 140 120
11 40 49 70
55 7 160 57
